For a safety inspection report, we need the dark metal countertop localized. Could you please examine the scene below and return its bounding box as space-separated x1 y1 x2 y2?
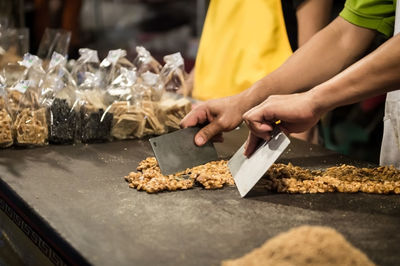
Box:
0 130 399 266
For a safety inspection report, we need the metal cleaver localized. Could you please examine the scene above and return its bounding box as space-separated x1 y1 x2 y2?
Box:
149 127 219 175
228 130 290 197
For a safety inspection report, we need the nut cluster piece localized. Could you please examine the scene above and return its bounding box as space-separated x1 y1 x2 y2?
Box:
264 163 400 194
0 108 13 147
14 108 48 145
125 157 234 193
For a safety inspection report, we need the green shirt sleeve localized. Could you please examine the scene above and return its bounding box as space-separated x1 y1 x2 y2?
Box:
339 0 396 37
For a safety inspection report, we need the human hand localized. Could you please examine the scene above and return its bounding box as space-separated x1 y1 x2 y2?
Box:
242 92 322 157
180 95 245 146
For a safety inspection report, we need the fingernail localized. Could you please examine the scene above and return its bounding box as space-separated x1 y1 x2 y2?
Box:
196 136 205 146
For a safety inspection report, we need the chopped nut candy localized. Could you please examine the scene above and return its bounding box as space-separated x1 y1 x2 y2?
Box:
125 157 234 193
263 163 400 194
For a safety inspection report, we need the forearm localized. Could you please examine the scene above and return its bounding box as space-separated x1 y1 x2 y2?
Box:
236 17 376 113
296 0 333 46
311 33 400 114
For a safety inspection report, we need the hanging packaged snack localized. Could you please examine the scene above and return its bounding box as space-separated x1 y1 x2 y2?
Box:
100 49 135 88
41 52 79 144
105 67 138 139
12 80 48 146
133 46 161 75
160 52 188 96
133 71 166 137
0 75 13 148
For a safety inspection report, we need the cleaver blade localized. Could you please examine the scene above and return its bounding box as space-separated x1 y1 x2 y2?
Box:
228 131 290 197
149 127 219 175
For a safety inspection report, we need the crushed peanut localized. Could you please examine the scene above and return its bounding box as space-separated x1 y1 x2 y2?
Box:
125 157 234 193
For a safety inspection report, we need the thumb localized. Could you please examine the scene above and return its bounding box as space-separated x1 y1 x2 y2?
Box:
194 120 223 146
244 132 263 157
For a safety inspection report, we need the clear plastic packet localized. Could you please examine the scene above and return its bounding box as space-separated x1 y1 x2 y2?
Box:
37 28 71 61
71 48 100 86
133 46 161 75
41 52 79 144
160 52 188 96
139 71 164 102
76 70 113 143
100 49 134 88
0 74 13 147
18 53 46 87
12 80 48 146
106 67 144 140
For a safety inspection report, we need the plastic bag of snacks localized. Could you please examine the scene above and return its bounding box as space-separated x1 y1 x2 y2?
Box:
160 52 188 96
106 67 141 139
6 54 45 119
12 80 48 146
133 46 161 75
132 71 166 137
100 49 134 87
75 53 112 143
0 75 13 148
41 52 79 144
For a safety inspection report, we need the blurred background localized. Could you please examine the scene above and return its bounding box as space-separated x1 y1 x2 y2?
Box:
0 0 386 163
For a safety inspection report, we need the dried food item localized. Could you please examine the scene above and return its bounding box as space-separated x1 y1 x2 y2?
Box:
79 104 113 143
73 49 112 143
48 98 77 144
0 108 13 148
41 52 79 144
222 226 375 266
263 163 400 194
158 97 191 131
125 157 234 193
110 102 145 139
14 108 48 146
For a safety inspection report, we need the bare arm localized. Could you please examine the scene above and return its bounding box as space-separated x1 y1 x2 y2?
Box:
313 33 400 112
296 0 333 46
238 17 377 112
243 33 400 156
182 17 376 145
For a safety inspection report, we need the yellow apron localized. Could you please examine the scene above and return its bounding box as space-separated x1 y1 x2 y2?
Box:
193 0 293 100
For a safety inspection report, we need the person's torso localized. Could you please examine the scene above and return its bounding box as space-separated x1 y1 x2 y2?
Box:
193 0 292 100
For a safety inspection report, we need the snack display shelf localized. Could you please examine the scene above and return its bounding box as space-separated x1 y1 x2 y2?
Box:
0 136 399 266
